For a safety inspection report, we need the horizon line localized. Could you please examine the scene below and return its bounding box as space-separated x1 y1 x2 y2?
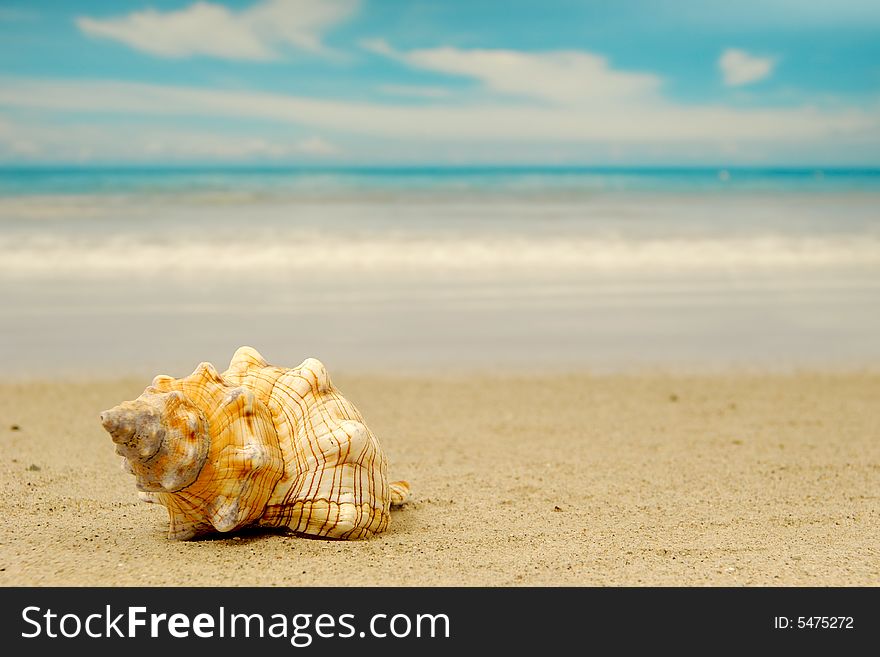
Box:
1 164 879 173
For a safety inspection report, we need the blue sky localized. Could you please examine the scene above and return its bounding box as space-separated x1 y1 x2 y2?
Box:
0 0 878 165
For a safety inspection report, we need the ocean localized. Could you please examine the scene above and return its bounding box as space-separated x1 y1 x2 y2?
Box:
2 167 879 377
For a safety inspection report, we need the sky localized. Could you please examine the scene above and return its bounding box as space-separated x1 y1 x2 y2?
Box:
0 0 878 166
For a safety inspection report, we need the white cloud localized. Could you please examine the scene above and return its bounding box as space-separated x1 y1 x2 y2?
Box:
295 136 337 155
359 37 394 57
142 133 299 158
0 77 874 146
76 0 359 61
719 48 775 86
363 40 661 106
0 117 339 162
139 133 338 158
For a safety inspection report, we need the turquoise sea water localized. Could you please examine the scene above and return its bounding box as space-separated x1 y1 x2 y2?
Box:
1 166 879 196
1 167 879 376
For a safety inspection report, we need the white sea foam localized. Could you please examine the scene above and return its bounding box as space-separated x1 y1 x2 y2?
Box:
3 184 880 374
1 234 879 277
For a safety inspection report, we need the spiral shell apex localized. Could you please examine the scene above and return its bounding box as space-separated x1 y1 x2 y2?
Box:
100 347 410 540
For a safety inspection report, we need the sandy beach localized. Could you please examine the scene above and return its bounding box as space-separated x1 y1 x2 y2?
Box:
1 370 877 586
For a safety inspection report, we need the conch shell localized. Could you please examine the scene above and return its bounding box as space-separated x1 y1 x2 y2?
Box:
100 347 409 540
